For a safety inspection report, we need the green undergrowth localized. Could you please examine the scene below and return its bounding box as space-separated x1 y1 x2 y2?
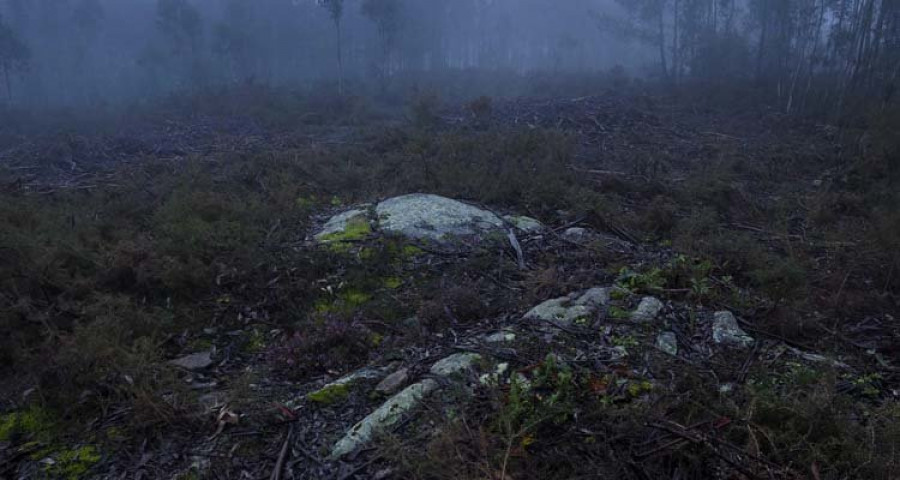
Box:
1 91 897 477
388 348 900 479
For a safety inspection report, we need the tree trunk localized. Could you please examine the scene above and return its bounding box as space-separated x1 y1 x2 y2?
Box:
335 20 344 96
2 65 11 104
756 0 770 80
658 1 669 80
673 0 680 84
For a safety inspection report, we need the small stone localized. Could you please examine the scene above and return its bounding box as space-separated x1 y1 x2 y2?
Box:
712 311 754 348
656 331 678 356
631 297 664 322
523 287 611 326
401 317 421 330
483 331 517 343
169 351 214 371
609 346 629 361
373 469 394 480
375 368 409 395
562 227 592 242
430 353 482 377
479 363 509 386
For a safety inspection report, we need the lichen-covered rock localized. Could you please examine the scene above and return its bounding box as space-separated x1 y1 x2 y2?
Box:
504 215 544 233
314 208 371 242
656 331 678 356
331 352 485 458
712 311 754 348
429 353 482 377
631 297 664 322
331 379 439 459
375 194 504 242
524 287 611 326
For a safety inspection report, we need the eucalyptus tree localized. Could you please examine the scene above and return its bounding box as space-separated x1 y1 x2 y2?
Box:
213 0 255 84
317 0 345 94
361 0 402 76
0 13 29 103
604 0 671 79
156 0 204 88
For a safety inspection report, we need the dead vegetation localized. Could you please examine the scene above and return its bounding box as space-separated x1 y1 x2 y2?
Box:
0 85 898 479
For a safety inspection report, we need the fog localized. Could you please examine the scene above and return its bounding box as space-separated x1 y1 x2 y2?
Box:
0 0 650 108
1 0 897 118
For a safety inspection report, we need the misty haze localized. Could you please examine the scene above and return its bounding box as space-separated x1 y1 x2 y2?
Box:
0 1 898 479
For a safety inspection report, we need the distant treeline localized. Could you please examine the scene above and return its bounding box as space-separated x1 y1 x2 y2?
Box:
0 0 897 118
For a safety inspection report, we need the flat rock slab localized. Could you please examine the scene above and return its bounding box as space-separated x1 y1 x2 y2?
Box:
331 379 439 459
524 287 611 326
330 352 484 459
376 194 505 242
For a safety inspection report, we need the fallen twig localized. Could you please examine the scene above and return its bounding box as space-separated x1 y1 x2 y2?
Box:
270 424 293 480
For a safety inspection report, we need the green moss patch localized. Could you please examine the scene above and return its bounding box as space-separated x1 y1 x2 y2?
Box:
306 383 351 405
43 445 102 480
0 406 54 442
320 216 373 252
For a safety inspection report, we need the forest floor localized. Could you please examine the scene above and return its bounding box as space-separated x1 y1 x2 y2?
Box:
1 87 898 479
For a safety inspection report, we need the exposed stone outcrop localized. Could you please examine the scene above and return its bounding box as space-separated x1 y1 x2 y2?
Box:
376 194 504 242
330 352 483 459
315 194 539 245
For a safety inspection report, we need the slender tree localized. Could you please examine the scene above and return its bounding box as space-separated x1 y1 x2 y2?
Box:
156 0 203 88
605 0 671 79
213 0 254 83
317 0 345 95
361 0 402 76
0 14 29 103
